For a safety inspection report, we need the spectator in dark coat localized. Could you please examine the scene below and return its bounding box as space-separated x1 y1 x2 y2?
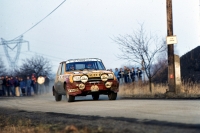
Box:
118 68 124 84
131 67 136 82
14 76 20 96
136 67 142 80
9 76 15 96
127 68 132 83
19 78 26 96
1 76 6 96
124 66 128 83
44 75 50 93
5 77 10 96
26 76 32 96
0 76 3 96
31 74 37 95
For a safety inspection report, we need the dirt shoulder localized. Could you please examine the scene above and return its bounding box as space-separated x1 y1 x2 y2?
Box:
0 107 200 133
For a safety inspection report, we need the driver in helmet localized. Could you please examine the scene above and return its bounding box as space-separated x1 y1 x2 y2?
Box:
69 65 75 71
86 63 93 69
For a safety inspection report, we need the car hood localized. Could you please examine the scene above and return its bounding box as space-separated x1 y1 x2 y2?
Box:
70 70 113 75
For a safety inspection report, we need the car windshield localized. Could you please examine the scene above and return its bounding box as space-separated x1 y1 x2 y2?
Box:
66 61 106 71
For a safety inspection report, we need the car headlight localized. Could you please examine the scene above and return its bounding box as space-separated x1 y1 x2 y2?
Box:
73 76 81 81
79 83 85 90
101 74 108 81
105 82 112 88
108 74 114 79
80 75 88 83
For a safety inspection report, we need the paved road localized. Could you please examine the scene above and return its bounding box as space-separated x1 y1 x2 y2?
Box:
0 93 200 125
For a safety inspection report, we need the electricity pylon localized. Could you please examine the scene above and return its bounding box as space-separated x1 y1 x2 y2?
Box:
0 36 29 71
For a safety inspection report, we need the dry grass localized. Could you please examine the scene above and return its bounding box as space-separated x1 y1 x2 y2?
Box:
0 124 89 133
0 118 49 133
118 81 200 98
0 116 89 133
1 125 89 133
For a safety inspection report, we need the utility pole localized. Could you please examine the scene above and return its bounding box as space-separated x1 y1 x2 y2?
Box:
166 0 175 92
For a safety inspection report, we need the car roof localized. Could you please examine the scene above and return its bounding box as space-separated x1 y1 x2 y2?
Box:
60 58 102 64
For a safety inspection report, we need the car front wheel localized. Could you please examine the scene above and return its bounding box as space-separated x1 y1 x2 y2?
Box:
55 91 62 101
66 92 75 102
108 92 117 100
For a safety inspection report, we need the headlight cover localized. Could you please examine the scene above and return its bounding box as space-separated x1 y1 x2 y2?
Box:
108 73 114 79
80 75 88 83
105 82 112 88
73 76 81 81
79 83 85 90
101 74 108 81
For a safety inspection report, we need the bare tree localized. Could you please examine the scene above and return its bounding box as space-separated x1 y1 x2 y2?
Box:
151 54 168 83
0 57 7 76
114 25 166 92
152 50 167 74
14 55 52 78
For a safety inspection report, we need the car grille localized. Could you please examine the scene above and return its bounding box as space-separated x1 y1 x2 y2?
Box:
88 77 101 82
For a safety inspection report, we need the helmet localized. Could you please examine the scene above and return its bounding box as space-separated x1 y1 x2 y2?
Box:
69 64 75 70
86 63 93 69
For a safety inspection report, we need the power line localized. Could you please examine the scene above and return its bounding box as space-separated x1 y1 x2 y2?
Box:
11 0 66 41
21 51 63 62
0 0 66 70
28 51 65 60
22 51 65 62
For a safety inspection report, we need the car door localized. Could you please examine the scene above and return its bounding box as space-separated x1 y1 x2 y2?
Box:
59 62 66 94
55 63 62 92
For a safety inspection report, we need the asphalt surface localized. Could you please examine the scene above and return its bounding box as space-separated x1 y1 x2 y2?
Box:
0 92 200 125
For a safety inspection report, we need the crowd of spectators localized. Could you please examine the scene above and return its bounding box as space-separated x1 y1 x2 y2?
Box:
0 73 50 97
111 66 143 84
0 66 143 96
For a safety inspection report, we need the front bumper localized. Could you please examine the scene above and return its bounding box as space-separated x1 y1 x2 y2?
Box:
66 80 119 96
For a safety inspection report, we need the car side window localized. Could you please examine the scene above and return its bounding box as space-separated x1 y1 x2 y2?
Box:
57 63 62 75
61 63 65 75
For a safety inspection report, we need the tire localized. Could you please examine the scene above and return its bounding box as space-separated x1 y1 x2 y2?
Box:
92 93 99 100
55 91 62 101
108 92 117 100
66 92 75 102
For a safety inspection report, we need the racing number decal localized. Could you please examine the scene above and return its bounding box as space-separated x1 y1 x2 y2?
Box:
59 75 70 80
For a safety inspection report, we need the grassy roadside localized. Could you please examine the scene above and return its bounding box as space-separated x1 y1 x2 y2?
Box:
0 114 96 133
0 111 100 133
0 115 73 133
0 107 200 133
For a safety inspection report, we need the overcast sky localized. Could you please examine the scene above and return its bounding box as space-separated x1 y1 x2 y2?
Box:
0 0 199 72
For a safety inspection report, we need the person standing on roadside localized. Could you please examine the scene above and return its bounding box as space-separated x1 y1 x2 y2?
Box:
37 75 45 94
2 76 6 96
9 76 15 96
6 76 10 96
31 74 37 95
118 68 124 84
14 76 20 96
136 67 142 80
124 66 128 83
44 75 50 93
114 68 120 82
0 76 3 96
19 78 26 96
26 76 32 96
131 67 136 82
127 68 132 83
